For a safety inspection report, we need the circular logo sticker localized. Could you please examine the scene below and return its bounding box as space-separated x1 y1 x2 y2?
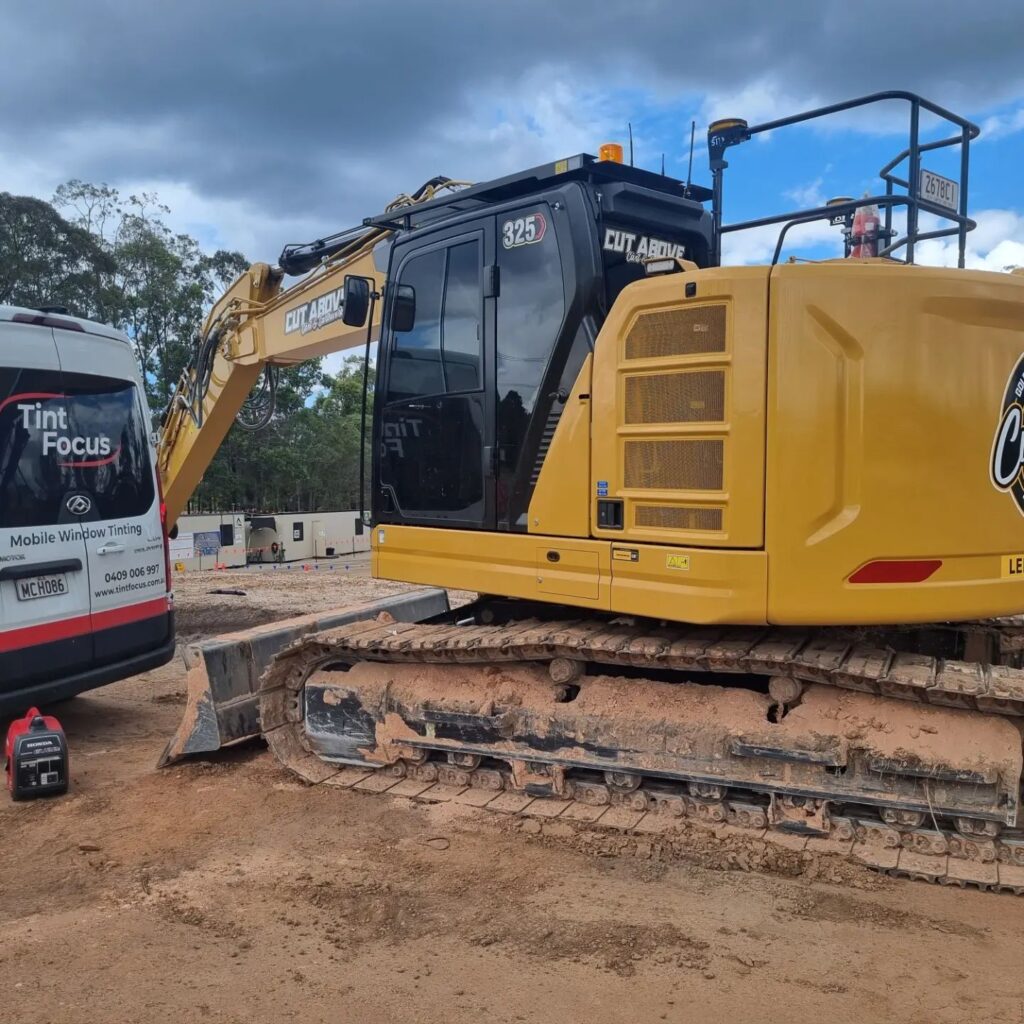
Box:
991 353 1024 516
66 494 92 517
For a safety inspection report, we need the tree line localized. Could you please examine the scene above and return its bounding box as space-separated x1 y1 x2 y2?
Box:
0 183 370 513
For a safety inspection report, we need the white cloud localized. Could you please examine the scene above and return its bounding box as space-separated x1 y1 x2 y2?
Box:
698 82 940 140
0 142 324 261
700 78 816 133
0 151 60 202
915 208 1024 271
979 108 1024 141
117 180 324 258
430 67 645 184
784 177 827 209
722 218 843 265
723 206 1024 271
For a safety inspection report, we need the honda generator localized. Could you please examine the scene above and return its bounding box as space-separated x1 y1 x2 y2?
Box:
5 708 68 801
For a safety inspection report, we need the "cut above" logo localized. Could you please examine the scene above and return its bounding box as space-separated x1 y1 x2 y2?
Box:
283 287 346 335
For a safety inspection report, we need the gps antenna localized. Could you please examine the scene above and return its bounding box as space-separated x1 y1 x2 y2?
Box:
685 120 696 191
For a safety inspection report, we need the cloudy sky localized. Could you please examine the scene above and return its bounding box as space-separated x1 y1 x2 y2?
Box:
4 0 1024 279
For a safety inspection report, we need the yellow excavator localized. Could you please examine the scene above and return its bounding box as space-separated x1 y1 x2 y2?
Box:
158 92 1024 892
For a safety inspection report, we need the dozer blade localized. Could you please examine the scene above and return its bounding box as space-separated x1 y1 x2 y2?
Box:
157 588 449 767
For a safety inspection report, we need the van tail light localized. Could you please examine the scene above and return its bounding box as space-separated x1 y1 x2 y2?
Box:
155 472 172 595
12 312 85 332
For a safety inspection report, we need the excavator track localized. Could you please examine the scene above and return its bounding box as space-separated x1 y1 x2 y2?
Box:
258 616 1024 895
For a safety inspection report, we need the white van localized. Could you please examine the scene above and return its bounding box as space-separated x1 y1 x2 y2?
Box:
0 306 174 712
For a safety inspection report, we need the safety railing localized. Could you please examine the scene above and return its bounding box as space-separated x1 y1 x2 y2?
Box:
709 91 980 267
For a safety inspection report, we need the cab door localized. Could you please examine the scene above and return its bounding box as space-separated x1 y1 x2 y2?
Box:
0 320 94 692
375 225 496 529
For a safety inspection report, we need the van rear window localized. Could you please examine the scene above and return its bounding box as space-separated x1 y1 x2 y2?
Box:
0 369 155 529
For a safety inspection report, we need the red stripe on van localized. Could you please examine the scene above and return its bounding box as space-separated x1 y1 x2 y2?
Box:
0 392 63 416
57 445 122 468
0 597 171 654
92 597 172 632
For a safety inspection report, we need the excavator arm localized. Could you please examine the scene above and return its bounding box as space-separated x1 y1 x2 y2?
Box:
158 238 386 527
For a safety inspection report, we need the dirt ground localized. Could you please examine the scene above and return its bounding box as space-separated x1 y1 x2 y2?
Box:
2 558 1024 1024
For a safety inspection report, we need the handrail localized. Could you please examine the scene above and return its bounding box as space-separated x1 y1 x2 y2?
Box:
711 92 980 268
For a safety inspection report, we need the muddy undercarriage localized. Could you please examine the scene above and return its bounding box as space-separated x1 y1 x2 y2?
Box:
246 599 1024 894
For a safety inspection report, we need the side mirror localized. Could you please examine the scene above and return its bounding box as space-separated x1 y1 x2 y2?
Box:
341 275 371 327
390 284 416 333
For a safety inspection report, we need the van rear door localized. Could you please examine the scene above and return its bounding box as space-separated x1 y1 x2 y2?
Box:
54 330 171 666
0 319 95 689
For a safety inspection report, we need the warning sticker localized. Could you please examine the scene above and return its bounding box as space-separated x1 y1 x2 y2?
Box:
666 554 690 571
1000 553 1024 579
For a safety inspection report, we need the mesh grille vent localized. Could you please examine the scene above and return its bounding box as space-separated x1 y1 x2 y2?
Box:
624 439 723 491
625 304 727 360
624 370 725 424
635 505 724 531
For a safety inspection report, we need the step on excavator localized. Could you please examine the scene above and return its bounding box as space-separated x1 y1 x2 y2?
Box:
158 92 1024 892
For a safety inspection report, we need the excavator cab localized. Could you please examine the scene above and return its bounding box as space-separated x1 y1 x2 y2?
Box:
367 155 713 534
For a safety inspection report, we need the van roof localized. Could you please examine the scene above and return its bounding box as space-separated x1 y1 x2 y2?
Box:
0 304 133 345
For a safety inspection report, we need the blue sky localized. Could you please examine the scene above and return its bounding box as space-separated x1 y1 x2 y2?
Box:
3 1 1024 379
179 92 1024 272
617 91 1024 269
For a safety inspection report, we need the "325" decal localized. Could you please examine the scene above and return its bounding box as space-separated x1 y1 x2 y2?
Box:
502 212 547 248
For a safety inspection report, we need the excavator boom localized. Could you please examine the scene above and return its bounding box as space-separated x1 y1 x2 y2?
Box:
158 240 386 527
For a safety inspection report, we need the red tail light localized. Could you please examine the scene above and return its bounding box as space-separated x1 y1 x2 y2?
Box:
12 312 84 332
155 473 172 594
848 559 942 584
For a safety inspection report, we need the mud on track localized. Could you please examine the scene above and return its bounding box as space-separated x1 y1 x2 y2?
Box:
2 557 1023 1024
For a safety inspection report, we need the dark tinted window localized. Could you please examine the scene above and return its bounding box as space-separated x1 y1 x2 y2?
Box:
496 208 566 471
441 240 482 392
388 248 445 402
63 375 155 521
0 368 154 528
0 368 78 528
386 239 481 403
496 210 565 420
379 399 485 518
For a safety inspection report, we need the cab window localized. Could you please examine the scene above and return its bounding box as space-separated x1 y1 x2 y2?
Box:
386 239 482 403
496 208 566 473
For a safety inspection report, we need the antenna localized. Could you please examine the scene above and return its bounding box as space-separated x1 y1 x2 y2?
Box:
628 122 634 167
685 120 696 191
661 153 665 176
